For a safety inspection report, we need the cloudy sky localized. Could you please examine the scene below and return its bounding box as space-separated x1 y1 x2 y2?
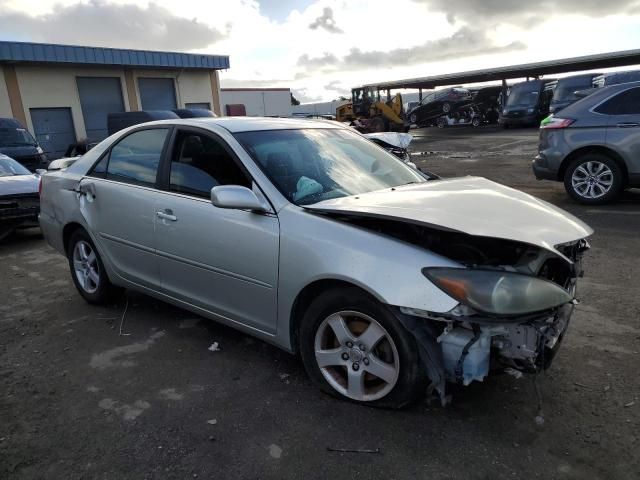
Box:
1 0 640 102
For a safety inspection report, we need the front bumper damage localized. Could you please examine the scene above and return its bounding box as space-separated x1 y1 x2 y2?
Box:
395 300 575 406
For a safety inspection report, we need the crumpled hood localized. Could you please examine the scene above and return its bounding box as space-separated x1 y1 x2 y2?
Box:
0 174 39 196
364 132 413 149
304 177 593 254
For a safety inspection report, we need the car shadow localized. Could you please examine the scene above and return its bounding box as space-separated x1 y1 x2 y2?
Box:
0 226 43 248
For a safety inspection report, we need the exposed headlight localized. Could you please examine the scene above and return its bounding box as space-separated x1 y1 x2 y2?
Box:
422 267 573 316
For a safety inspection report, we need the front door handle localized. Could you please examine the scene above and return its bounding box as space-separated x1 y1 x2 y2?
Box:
616 122 640 128
156 209 177 222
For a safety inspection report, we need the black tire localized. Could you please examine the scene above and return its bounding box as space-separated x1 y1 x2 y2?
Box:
436 117 447 129
67 229 122 304
563 153 623 205
299 287 427 409
472 117 481 127
442 102 451 113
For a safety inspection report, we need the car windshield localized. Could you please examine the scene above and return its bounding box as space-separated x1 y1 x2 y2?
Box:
506 83 542 108
0 127 37 147
0 156 31 176
234 128 426 206
553 78 594 103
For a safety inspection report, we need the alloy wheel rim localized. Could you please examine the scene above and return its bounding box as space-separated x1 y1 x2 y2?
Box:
314 310 400 401
571 161 613 199
73 240 100 294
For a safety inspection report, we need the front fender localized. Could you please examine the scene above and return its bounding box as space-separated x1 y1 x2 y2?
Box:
274 205 459 350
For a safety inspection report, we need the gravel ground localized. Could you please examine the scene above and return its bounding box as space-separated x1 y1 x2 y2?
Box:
1 126 639 479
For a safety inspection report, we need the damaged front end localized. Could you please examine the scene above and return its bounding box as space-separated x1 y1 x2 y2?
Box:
335 214 590 404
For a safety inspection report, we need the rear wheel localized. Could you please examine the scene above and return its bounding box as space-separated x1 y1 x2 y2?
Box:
299 287 426 408
472 116 481 127
67 229 122 304
436 117 447 129
442 102 451 113
563 153 623 205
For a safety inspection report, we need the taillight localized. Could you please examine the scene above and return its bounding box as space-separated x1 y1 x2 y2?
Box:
540 116 575 129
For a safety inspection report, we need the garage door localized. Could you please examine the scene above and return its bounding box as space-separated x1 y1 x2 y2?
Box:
138 78 177 110
77 77 125 142
30 108 76 160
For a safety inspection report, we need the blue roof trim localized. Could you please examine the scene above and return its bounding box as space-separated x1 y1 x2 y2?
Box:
0 41 229 70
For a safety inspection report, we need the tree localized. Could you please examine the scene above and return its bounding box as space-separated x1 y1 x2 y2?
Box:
290 93 300 106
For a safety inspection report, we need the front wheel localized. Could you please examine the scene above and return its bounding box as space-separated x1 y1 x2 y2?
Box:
299 287 426 408
563 154 623 205
67 229 122 304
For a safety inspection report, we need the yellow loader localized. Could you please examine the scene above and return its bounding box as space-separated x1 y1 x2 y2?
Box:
336 86 408 133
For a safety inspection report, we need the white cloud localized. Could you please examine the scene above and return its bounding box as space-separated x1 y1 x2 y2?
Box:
1 0 640 102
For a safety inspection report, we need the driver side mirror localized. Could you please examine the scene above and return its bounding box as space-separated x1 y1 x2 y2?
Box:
210 185 267 213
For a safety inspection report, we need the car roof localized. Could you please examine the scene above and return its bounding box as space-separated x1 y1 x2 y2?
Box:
0 118 24 129
180 116 345 133
556 73 602 83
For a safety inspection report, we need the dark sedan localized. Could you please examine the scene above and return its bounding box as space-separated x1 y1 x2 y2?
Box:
0 118 48 171
408 88 472 127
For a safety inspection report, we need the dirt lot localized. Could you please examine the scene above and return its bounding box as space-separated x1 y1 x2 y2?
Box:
1 126 639 479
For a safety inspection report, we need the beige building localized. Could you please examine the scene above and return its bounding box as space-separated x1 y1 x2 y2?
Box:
0 41 229 158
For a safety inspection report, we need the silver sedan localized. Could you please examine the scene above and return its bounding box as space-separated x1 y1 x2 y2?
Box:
39 117 592 408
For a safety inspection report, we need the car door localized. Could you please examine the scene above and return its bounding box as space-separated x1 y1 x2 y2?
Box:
154 127 280 334
79 127 171 289
600 86 640 176
417 93 435 123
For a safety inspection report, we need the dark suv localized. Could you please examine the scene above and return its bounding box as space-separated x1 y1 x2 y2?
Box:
533 81 640 204
408 88 472 127
549 73 602 114
0 118 48 171
500 79 556 128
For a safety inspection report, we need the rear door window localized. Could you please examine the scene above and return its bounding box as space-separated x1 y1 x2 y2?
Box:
595 88 640 115
95 128 169 186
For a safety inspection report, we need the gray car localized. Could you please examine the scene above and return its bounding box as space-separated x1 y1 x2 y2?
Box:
0 154 40 239
533 81 640 204
40 117 592 408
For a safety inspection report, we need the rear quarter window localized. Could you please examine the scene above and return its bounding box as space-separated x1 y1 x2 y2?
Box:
594 88 640 115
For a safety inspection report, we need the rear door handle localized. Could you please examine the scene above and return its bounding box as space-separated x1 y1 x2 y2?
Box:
156 209 177 222
616 122 640 128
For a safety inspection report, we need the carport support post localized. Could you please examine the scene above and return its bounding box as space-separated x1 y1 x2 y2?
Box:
501 79 508 108
419 88 423 102
387 89 391 101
